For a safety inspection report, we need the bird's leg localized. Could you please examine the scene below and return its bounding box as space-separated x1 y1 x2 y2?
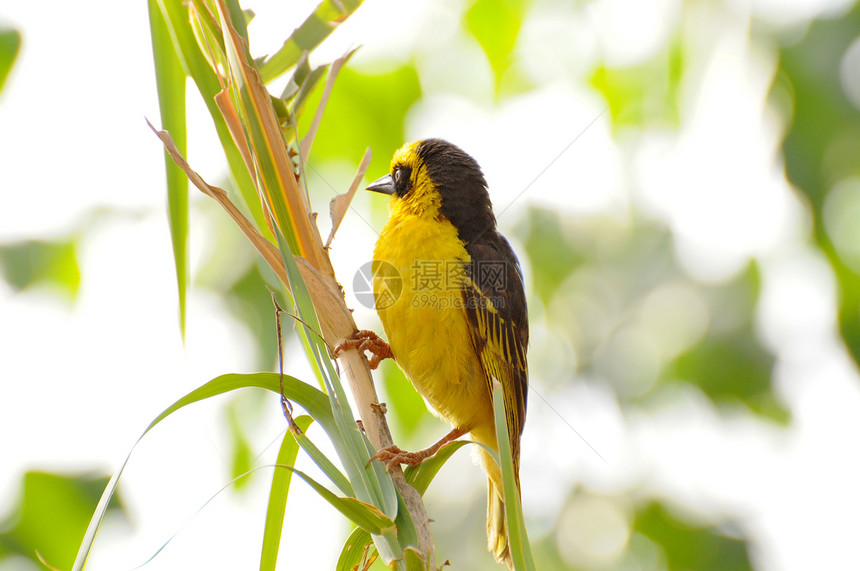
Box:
370 427 467 471
335 329 394 370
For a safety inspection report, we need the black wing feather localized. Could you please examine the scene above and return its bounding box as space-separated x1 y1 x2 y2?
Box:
462 230 529 463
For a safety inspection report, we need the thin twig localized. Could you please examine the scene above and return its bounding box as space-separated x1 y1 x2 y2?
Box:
271 291 299 433
299 47 357 162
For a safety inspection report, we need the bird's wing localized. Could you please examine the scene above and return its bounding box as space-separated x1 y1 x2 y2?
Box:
462 232 529 466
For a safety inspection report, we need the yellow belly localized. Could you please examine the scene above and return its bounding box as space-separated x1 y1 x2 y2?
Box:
373 214 492 433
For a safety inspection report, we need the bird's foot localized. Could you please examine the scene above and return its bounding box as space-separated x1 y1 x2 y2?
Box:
335 329 393 370
368 427 467 471
369 445 432 471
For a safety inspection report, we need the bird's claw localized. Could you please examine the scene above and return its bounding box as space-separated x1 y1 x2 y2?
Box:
335 330 393 370
367 445 428 471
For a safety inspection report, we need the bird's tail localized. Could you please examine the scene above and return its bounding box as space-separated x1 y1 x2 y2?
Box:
475 432 518 569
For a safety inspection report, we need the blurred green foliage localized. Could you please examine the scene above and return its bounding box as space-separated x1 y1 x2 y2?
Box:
514 207 787 421
777 2 860 367
227 399 257 491
0 27 21 94
0 238 81 301
591 39 684 129
518 207 587 306
466 0 524 95
0 472 126 569
523 498 752 571
634 503 751 571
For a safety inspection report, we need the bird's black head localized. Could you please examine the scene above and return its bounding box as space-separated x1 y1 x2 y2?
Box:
367 138 497 244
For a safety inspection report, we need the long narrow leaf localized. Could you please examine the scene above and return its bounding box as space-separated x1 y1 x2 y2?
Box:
492 381 535 570
154 0 268 232
281 465 396 535
148 0 189 338
73 373 334 571
389 485 419 558
293 428 353 496
272 228 375 497
273 225 401 562
145 373 330 432
259 0 363 84
289 62 329 119
271 226 398 526
260 415 313 571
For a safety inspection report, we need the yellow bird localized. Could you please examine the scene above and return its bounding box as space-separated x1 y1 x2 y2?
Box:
343 139 529 566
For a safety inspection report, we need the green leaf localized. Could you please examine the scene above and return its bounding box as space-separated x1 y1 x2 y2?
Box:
153 0 267 233
293 426 354 496
290 63 329 120
271 231 401 563
671 330 775 402
259 0 364 84
146 373 332 433
72 372 335 571
0 238 81 300
149 0 189 338
492 382 535 570
272 228 395 516
260 415 313 571
403 546 428 570
278 465 396 535
279 53 309 101
0 27 22 94
388 481 419 557
0 472 126 569
336 527 373 571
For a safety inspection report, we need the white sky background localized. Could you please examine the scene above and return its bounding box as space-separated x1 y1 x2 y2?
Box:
1 0 860 570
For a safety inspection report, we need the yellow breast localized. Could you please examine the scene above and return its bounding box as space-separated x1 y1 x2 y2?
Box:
373 210 491 432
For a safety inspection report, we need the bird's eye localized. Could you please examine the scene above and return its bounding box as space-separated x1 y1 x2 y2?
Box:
392 165 412 197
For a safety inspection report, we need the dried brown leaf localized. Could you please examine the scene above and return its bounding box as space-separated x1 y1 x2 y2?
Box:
325 147 371 249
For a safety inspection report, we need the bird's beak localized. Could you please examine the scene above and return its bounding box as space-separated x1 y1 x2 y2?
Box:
366 174 395 195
